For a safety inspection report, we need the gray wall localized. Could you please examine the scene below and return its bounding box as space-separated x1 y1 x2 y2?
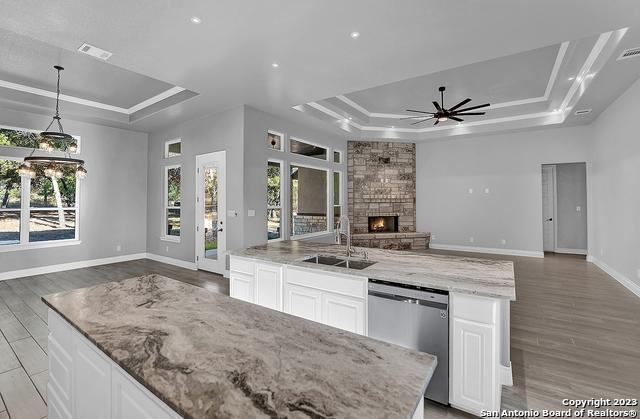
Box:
590 78 640 289
555 162 587 251
0 107 148 273
146 107 245 262
243 106 348 247
416 126 592 253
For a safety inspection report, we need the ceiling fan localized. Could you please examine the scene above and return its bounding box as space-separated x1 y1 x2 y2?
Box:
402 86 490 126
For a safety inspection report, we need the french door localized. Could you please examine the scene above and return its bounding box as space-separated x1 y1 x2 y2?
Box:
195 151 226 274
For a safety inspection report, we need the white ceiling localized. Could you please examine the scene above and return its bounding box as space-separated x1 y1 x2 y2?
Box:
0 0 639 138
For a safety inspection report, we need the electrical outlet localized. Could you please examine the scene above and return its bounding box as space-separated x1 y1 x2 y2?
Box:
600 248 604 256
484 188 490 194
116 244 122 252
501 239 506 245
468 188 473 194
576 206 581 212
469 236 474 243
165 246 169 253
431 234 436 240
637 268 640 279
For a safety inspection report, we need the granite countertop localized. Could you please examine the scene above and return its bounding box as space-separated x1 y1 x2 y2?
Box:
229 241 516 300
42 275 436 419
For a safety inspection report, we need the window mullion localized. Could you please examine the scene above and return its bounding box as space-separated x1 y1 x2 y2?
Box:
20 175 29 244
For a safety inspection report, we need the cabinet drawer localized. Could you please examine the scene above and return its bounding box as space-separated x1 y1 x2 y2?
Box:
230 257 255 275
285 267 366 299
451 293 497 325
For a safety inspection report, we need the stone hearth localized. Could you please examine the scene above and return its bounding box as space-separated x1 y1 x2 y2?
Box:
348 141 429 250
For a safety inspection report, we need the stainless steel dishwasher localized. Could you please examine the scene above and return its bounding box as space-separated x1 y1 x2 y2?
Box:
367 279 449 405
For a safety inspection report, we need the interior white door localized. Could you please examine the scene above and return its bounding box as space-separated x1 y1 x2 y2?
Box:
196 151 227 275
541 165 556 252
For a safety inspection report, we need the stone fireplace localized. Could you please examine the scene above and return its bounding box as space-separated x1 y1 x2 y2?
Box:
368 216 398 233
348 141 430 250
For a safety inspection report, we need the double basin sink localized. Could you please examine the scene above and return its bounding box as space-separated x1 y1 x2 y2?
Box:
302 255 377 270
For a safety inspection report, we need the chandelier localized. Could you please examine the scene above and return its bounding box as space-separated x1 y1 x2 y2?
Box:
18 65 87 180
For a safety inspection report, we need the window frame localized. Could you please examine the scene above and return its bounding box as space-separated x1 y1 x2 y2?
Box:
0 155 81 253
161 164 181 243
333 170 343 223
266 159 285 241
288 161 331 240
267 130 284 152
289 137 329 161
164 138 182 159
333 150 343 163
0 124 81 154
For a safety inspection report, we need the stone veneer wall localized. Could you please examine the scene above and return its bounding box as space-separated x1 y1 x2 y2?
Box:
348 141 416 234
292 215 327 236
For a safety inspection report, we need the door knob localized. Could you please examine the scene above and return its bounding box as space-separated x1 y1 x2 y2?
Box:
546 218 553 222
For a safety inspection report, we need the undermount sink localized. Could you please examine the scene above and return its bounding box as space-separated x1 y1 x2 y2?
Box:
302 255 377 270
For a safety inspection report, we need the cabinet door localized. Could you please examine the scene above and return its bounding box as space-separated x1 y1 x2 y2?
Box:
284 284 322 322
73 336 111 419
112 367 177 419
322 292 365 335
255 263 283 311
230 271 255 303
451 317 496 414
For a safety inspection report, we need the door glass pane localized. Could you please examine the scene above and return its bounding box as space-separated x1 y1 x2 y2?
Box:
268 209 281 240
29 210 76 242
0 211 20 245
290 165 327 236
203 166 218 260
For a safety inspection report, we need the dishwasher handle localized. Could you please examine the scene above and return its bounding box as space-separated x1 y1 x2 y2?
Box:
369 290 448 311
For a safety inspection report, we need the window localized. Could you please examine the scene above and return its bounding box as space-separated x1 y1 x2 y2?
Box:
267 131 283 151
290 165 327 236
333 150 342 163
163 165 181 240
1 157 78 248
0 127 79 153
333 171 342 226
290 138 327 160
267 161 282 240
164 139 181 158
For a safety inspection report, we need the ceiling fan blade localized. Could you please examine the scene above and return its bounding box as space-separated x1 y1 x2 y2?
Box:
449 116 464 122
448 98 471 112
454 112 485 116
432 101 443 112
454 103 490 113
433 119 439 126
410 117 435 125
405 109 433 114
400 115 432 120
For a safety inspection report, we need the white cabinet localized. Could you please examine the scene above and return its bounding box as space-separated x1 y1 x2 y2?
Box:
255 262 283 310
450 293 500 415
48 310 181 419
322 292 365 335
284 266 367 335
112 367 178 419
73 337 112 419
229 271 255 303
284 283 323 322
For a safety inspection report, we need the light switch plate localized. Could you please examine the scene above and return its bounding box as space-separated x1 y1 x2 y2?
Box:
484 188 490 194
501 239 506 245
468 188 473 194
469 236 474 243
576 206 581 212
248 209 255 217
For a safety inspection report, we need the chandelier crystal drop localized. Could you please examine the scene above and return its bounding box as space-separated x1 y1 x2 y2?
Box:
20 65 87 180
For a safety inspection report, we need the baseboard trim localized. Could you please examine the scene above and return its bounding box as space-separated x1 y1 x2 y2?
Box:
145 253 197 271
589 256 640 298
0 253 147 281
429 243 544 258
500 362 513 386
554 247 587 255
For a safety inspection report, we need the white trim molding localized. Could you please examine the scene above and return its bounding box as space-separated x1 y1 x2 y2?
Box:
145 253 197 271
554 247 587 255
430 243 544 258
588 256 640 298
0 253 146 281
500 363 514 387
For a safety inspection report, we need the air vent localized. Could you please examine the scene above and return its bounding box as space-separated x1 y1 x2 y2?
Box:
618 47 640 61
575 109 592 116
77 43 112 60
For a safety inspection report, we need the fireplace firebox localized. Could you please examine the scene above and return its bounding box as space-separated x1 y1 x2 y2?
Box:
368 216 399 233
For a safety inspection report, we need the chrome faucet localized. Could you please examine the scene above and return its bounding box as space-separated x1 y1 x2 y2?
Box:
335 216 368 260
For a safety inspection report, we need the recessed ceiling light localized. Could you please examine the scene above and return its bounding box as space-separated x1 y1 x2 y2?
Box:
350 31 360 39
190 16 202 24
348 116 352 120
568 76 575 81
272 62 279 68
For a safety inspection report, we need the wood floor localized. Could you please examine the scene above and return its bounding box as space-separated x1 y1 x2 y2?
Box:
0 253 638 418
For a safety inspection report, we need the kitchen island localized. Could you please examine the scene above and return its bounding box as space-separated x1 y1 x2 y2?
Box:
229 241 516 415
42 274 436 419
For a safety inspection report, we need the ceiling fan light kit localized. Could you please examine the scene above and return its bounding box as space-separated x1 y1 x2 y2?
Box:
19 65 87 180
402 86 490 126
